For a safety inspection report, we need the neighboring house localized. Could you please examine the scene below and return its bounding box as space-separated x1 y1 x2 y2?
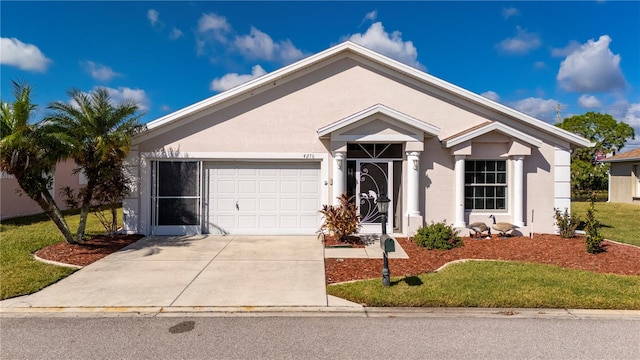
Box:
122 41 591 237
601 148 640 204
0 159 86 220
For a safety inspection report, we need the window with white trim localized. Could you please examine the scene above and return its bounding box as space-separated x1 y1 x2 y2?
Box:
464 160 507 210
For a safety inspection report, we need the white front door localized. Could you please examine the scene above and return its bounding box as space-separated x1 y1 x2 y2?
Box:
356 160 393 234
204 162 321 235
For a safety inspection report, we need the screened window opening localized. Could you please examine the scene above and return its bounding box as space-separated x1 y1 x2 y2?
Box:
464 160 507 210
152 161 201 226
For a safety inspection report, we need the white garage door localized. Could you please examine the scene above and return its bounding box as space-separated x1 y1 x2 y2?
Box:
204 162 321 235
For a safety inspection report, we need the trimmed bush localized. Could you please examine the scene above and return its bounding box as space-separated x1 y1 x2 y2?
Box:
414 221 463 250
554 208 580 238
584 193 604 254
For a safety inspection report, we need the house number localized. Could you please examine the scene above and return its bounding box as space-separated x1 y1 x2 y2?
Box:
303 154 315 159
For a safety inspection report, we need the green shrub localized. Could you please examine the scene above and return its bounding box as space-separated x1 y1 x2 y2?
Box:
553 208 580 238
413 221 463 250
584 193 604 254
319 193 361 242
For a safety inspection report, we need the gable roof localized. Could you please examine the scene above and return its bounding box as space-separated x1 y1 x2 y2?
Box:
134 41 592 148
317 104 441 138
600 148 640 162
443 121 543 148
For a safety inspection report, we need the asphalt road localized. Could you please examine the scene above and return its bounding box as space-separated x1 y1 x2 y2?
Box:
1 316 639 359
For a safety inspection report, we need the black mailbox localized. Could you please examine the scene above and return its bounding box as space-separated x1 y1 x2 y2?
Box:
379 234 396 253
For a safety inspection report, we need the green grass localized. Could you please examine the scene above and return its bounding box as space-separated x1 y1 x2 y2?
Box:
0 208 121 300
328 261 640 309
572 201 640 246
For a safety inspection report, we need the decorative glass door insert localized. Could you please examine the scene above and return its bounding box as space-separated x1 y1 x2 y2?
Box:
357 161 393 226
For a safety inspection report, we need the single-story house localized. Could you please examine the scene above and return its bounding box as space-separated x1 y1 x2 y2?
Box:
601 148 640 203
1 159 86 220
122 41 591 237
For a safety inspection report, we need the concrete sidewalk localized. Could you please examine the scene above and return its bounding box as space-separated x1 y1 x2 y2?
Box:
1 235 354 309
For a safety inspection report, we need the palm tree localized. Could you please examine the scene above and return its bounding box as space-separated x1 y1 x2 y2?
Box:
46 87 145 241
0 81 76 243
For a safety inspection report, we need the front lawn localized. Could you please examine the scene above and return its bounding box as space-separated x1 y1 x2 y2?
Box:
328 261 640 309
572 201 640 246
0 209 119 300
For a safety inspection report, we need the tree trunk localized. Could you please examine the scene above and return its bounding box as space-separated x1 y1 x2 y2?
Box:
76 180 95 242
110 203 118 238
35 190 78 244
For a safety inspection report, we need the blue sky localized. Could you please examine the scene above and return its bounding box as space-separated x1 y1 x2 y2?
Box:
2 1 639 149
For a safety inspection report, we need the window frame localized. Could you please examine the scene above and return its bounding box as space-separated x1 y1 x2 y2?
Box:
464 159 508 211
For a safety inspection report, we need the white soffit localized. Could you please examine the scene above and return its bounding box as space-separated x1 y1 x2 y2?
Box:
317 104 441 138
444 122 543 148
133 41 591 148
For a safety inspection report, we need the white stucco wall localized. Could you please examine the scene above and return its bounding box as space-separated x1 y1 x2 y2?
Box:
127 56 575 235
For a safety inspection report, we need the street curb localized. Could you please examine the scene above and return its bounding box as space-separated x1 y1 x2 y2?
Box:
2 306 640 319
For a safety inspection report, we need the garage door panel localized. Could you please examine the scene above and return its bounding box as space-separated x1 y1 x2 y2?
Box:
239 168 258 176
280 181 299 193
259 180 278 193
300 168 318 177
260 198 278 211
238 215 257 228
238 180 257 194
300 198 319 212
205 162 320 235
217 180 236 194
215 215 236 229
260 216 277 228
216 198 237 211
238 198 257 211
282 198 299 210
300 215 319 228
258 168 277 176
280 216 298 228
301 181 319 193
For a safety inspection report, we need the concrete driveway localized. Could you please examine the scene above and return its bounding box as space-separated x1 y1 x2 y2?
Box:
15 235 331 308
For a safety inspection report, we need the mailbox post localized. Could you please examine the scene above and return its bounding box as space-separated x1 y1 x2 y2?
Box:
376 194 391 286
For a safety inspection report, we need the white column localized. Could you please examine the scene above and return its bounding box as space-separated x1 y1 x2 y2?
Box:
332 152 345 203
454 155 466 228
512 155 525 227
406 151 421 216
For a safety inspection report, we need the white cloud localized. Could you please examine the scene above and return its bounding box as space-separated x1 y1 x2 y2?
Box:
81 61 121 81
608 101 640 143
160 104 171 112
551 40 581 57
169 27 183 40
234 27 305 63
210 65 267 92
496 26 541 55
346 22 424 70
557 35 626 93
147 9 159 27
363 10 378 23
0 37 51 72
481 91 500 102
510 97 560 121
578 95 602 109
618 102 640 149
198 12 231 43
103 87 150 111
502 7 520 19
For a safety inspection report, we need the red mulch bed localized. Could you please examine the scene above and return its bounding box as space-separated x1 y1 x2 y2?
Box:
325 234 640 284
34 234 144 267
322 234 368 248
35 233 640 285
